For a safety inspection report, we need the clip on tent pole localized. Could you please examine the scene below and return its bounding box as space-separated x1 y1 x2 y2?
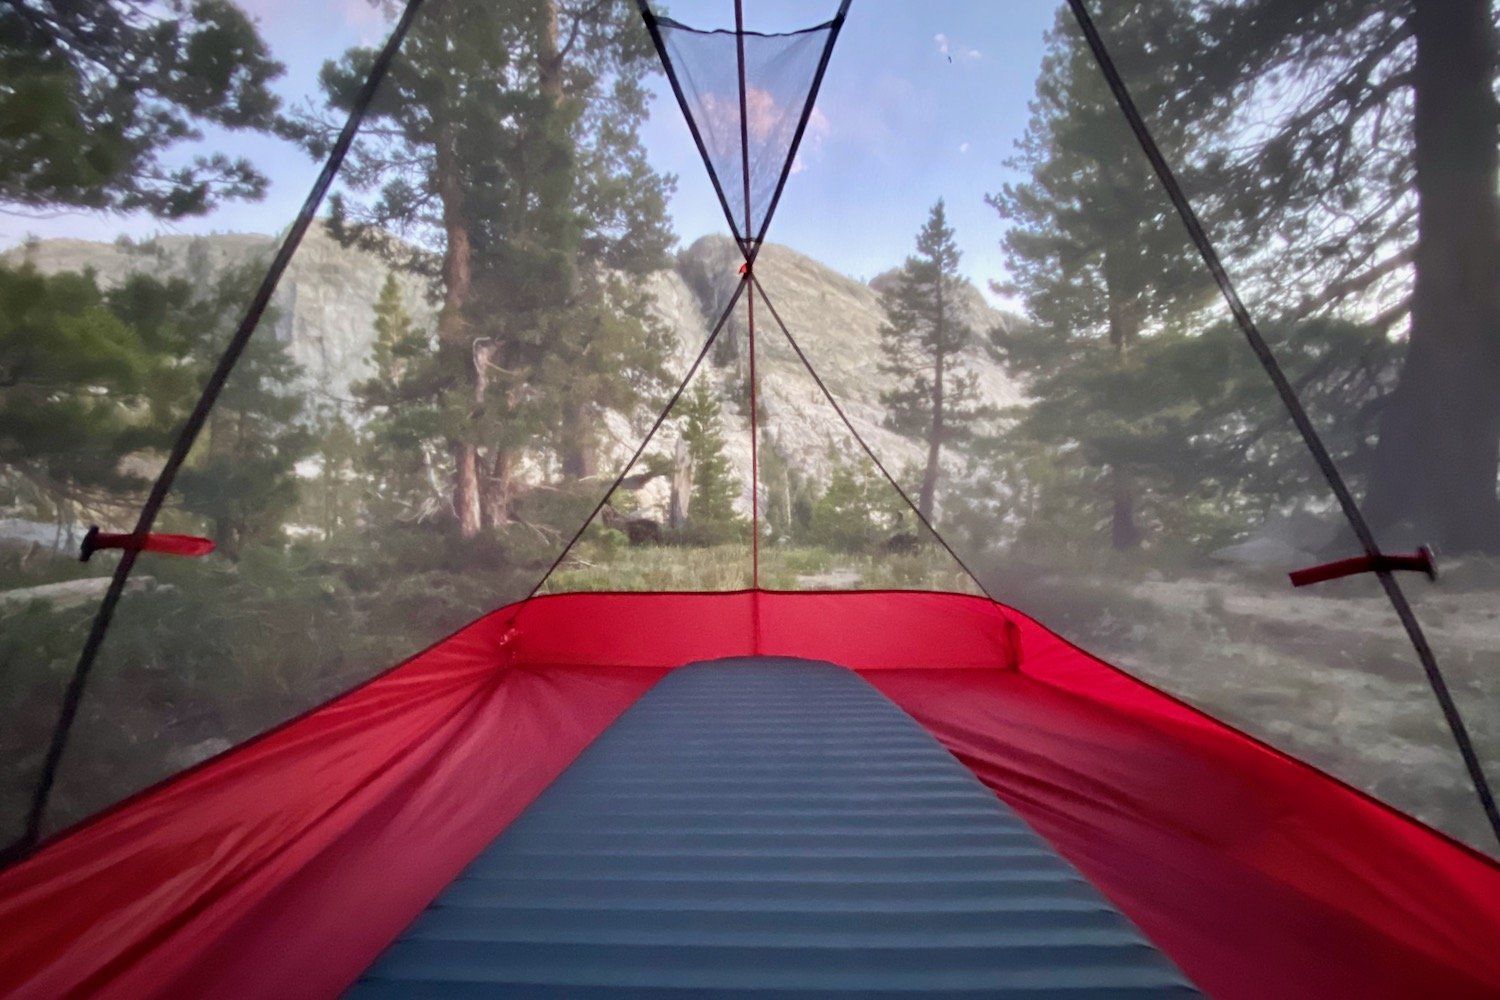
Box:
1289 545 1438 588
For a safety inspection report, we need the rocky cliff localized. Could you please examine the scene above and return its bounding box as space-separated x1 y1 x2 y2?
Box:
4 228 1022 501
3 227 433 406
644 236 1021 508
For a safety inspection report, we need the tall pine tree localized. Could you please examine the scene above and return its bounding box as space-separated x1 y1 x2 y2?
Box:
990 2 1216 549
298 0 673 537
352 273 444 525
1185 0 1500 551
878 200 983 521
677 381 743 543
169 266 311 559
0 266 163 524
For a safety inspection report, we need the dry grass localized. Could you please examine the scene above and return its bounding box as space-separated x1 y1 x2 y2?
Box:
541 542 983 595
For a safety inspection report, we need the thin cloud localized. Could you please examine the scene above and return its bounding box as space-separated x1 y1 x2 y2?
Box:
934 32 982 62
791 107 830 175
340 0 393 43
699 89 831 175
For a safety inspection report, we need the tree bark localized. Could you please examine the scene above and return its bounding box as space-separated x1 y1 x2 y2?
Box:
1110 466 1143 550
919 275 945 521
480 448 513 528
436 123 482 537
669 437 692 528
1103 247 1144 549
540 0 564 102
561 398 597 479
536 0 599 484
1363 0 1500 553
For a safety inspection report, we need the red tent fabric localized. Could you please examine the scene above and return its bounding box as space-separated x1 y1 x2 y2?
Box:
2 590 1498 999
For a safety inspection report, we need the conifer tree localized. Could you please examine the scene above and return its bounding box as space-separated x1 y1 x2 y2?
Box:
990 3 1214 549
352 273 443 524
1185 0 1500 551
308 406 361 541
299 0 673 536
0 0 284 217
678 381 743 542
0 262 309 551
878 200 983 521
170 267 311 559
0 266 162 522
807 450 903 554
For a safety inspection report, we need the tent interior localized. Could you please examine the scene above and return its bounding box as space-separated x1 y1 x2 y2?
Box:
2 0 1500 997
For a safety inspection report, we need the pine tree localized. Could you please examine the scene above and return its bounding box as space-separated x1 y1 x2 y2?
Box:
878 200 984 521
0 0 284 217
352 273 443 525
170 266 311 559
807 450 903 554
1184 0 1500 551
0 265 162 527
308 406 361 541
989 3 1215 550
678 381 743 542
1368 0 1500 552
297 0 673 536
0 259 311 554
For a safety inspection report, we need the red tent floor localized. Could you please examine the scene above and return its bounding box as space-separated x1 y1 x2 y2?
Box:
2 590 1500 999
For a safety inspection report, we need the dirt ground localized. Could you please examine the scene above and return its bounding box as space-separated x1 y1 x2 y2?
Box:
1095 574 1500 853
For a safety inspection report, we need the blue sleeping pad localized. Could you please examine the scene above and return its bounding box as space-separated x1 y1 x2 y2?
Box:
350 658 1199 997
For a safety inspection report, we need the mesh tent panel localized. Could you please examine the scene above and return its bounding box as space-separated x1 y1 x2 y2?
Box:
0 0 420 845
655 15 834 244
3 0 1497 863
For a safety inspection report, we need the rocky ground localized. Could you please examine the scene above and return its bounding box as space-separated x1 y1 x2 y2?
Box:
1083 572 1500 853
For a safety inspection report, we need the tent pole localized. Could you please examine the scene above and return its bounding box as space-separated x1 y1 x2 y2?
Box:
734 0 760 591
1065 0 1500 846
0 0 430 868
518 277 750 607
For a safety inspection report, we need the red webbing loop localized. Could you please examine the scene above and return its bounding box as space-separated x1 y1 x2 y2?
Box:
79 525 215 562
1289 546 1437 588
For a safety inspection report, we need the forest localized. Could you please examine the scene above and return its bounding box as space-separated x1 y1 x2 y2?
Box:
2 0 1499 850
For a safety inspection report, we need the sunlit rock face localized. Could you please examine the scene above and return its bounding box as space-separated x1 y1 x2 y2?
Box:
6 227 1024 511
644 235 1023 513
4 226 433 405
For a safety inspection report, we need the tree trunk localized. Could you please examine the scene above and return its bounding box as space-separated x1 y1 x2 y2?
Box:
212 517 238 562
1363 0 1500 553
1110 466 1143 550
669 437 692 528
436 123 482 538
1103 248 1144 549
540 0 564 102
480 449 513 528
561 399 597 479
919 274 946 521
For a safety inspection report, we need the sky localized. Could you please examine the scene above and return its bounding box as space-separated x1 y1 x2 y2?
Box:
2 1 1062 304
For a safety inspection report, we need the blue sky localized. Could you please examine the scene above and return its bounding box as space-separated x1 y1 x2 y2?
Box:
3 1 1061 304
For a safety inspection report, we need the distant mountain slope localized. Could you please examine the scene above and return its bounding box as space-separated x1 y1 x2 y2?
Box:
654 235 1022 492
2 228 433 406
4 228 1023 497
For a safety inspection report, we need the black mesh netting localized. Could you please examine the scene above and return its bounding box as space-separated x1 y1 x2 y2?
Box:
655 15 833 244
